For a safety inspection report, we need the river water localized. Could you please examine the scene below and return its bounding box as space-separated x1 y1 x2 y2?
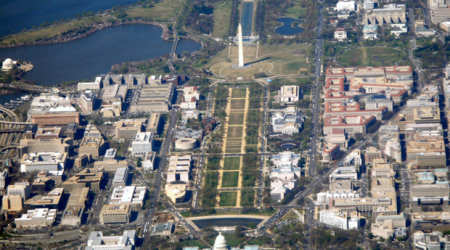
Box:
0 0 140 36
240 1 254 37
275 18 305 36
0 24 201 85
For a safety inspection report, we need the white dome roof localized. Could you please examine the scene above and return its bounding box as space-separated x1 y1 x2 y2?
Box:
172 189 179 194
2 58 16 70
214 232 228 250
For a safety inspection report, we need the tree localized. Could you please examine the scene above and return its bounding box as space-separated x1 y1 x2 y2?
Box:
137 158 142 167
235 226 243 237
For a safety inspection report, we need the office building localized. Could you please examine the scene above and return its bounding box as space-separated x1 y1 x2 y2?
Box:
15 208 57 228
61 187 89 226
28 94 79 126
79 90 96 113
324 115 376 136
319 209 360 230
167 155 191 183
365 95 394 111
35 127 61 139
336 0 355 11
330 167 357 182
110 186 146 208
324 101 386 120
77 77 102 91
112 167 129 187
276 86 302 104
17 138 72 158
131 132 153 157
0 170 7 189
62 168 104 191
94 159 128 172
99 204 131 224
86 230 136 250
7 183 30 199
30 187 64 210
363 4 406 25
371 213 406 239
413 231 450 250
20 151 67 173
411 184 450 212
2 195 23 212
323 143 340 163
129 83 174 112
115 119 144 139
146 113 161 134
79 125 105 158
143 152 156 172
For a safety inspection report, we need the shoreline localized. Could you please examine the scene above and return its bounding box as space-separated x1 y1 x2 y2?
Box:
0 20 172 48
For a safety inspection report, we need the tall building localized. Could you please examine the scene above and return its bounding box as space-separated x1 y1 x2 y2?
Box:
131 132 153 157
15 208 57 228
2 195 23 212
99 204 131 225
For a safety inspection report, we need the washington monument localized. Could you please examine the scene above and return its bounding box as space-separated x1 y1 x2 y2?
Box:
238 23 244 67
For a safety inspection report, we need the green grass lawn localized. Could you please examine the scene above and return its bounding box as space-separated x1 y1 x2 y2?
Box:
224 157 241 170
231 88 247 98
284 3 308 19
227 126 243 138
229 113 245 125
219 192 237 206
211 0 233 38
221 172 239 187
225 146 242 153
1 17 103 45
126 0 183 21
230 99 246 109
338 47 406 67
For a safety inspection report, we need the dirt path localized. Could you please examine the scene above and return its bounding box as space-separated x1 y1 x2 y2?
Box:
216 88 233 206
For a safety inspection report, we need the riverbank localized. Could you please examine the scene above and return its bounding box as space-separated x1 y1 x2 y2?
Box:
0 20 172 48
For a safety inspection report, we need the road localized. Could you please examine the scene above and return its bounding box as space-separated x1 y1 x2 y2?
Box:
407 8 424 92
142 109 180 244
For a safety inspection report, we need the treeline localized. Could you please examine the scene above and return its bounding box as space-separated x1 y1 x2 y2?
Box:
214 85 229 121
200 171 219 209
178 0 214 34
255 0 318 44
241 153 259 187
414 40 450 69
229 0 241 36
254 0 265 38
246 82 263 145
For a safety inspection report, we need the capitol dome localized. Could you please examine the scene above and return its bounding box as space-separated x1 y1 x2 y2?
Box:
213 232 228 250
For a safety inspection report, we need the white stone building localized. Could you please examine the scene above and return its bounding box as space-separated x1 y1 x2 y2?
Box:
86 230 136 250
336 0 356 11
20 151 67 173
131 132 153 157
110 186 146 208
271 107 305 135
276 86 301 104
15 208 57 228
334 28 347 41
319 209 360 230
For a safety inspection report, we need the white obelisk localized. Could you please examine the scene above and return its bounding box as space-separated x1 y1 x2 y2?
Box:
238 23 244 67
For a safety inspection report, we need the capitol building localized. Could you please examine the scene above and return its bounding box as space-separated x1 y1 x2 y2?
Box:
183 233 262 250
